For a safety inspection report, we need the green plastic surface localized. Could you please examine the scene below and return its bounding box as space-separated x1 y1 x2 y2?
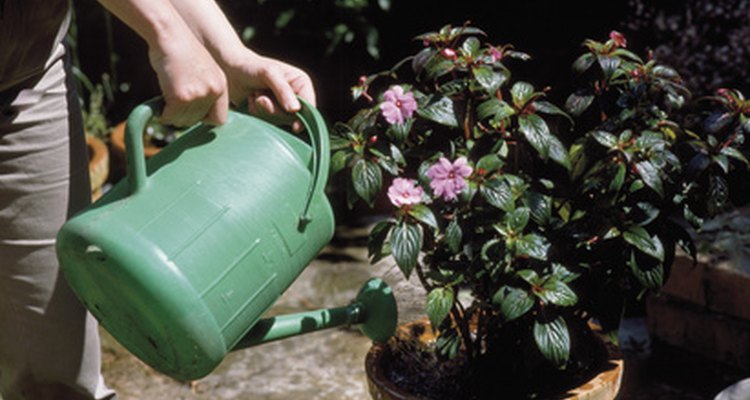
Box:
57 98 336 381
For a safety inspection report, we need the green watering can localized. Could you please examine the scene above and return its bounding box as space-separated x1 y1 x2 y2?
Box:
56 98 397 381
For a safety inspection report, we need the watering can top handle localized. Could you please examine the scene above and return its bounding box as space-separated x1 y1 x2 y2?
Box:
124 97 330 226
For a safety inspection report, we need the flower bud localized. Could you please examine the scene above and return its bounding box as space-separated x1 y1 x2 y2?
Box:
441 48 457 60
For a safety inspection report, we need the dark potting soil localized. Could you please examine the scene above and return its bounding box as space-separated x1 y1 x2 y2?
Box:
383 322 616 399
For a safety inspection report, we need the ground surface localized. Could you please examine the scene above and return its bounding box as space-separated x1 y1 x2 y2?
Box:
3 226 745 399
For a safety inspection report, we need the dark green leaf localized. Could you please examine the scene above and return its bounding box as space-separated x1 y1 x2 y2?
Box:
368 220 394 263
628 251 664 289
424 52 455 80
565 92 595 116
461 36 481 57
517 269 540 284
435 326 461 359
352 158 382 206
391 222 423 278
445 219 462 253
539 278 578 306
390 144 406 166
720 146 749 164
480 177 514 211
533 101 574 125
476 154 504 173
623 226 664 262
417 95 459 128
524 191 552 225
518 114 571 169
408 204 439 230
597 55 621 80
330 150 349 175
590 130 617 149
516 234 550 260
493 286 534 322
511 81 535 108
505 207 530 231
473 65 504 93
635 160 664 197
426 287 455 328
572 53 595 74
534 317 570 367
609 162 627 193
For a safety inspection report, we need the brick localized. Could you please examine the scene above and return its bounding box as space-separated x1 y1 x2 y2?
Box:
647 294 750 370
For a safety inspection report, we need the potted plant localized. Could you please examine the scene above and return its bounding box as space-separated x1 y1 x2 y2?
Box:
81 83 111 200
331 24 749 399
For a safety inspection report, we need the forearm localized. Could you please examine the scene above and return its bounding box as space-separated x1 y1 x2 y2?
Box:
166 0 248 67
96 0 195 52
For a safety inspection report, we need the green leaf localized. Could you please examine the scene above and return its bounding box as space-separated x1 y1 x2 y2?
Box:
477 98 515 121
417 95 459 128
435 326 461 359
518 114 571 170
597 55 621 80
609 162 627 193
408 204 438 230
721 146 749 164
534 317 570 367
628 251 664 289
511 81 535 108
590 130 618 149
368 220 394 263
476 154 504 173
424 52 455 80
493 286 534 322
516 234 550 260
473 65 504 93
445 218 463 253
461 36 481 58
480 177 514 211
426 287 455 328
572 52 595 74
524 191 552 225
352 158 382 206
517 269 540 284
330 150 349 175
391 222 423 278
538 278 578 306
505 207 530 231
533 101 574 125
623 226 664 262
565 92 595 116
635 160 664 197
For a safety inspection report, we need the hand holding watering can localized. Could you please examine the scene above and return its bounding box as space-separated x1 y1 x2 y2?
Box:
56 98 397 381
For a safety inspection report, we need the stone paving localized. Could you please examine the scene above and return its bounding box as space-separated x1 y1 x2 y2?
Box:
99 226 428 399
1 226 745 399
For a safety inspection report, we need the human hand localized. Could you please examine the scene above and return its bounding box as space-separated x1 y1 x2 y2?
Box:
220 50 316 132
148 34 229 127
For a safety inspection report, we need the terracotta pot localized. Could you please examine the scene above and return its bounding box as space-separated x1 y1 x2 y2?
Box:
365 319 624 400
86 134 110 201
109 121 162 181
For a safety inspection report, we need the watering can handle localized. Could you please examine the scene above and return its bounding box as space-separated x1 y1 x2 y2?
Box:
124 97 330 226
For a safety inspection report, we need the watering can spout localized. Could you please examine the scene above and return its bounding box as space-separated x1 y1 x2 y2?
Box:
234 278 397 350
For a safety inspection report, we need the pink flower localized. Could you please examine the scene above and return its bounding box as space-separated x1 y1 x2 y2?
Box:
379 86 417 125
426 157 473 202
609 30 627 48
489 46 503 62
387 178 424 207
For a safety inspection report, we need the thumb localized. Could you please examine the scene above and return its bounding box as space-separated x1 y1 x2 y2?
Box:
202 91 229 126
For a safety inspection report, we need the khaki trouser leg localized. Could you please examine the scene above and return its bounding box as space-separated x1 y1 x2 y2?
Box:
0 54 115 400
